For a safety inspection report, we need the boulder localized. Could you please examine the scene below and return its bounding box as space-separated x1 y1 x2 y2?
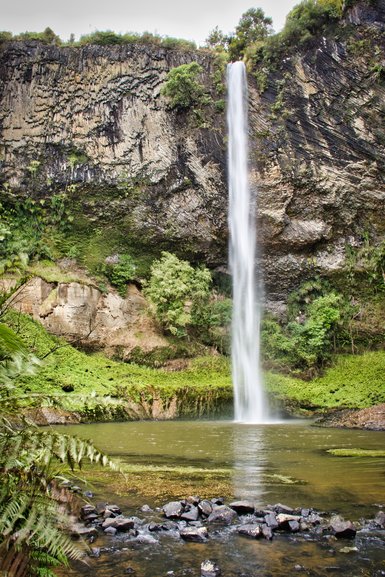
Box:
273 503 296 514
229 501 255 515
104 526 117 535
201 559 221 577
276 513 301 530
207 506 237 525
264 512 279 529
330 516 357 539
80 504 97 519
163 501 184 519
261 525 274 540
71 523 99 540
181 506 200 522
238 524 263 539
101 516 136 532
374 510 385 528
198 500 214 517
180 526 208 542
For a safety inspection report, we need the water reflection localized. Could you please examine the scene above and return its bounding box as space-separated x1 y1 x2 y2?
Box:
232 424 266 503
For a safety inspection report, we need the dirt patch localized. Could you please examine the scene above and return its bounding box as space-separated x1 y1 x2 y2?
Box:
316 403 385 430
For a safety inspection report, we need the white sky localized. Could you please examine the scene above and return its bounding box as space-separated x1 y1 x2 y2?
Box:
1 0 299 45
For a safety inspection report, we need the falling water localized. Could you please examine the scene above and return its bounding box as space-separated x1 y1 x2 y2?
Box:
227 61 269 423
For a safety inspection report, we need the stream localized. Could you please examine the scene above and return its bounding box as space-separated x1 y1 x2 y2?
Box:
55 420 385 576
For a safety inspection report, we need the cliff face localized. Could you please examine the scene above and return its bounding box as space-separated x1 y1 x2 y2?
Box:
0 43 227 264
1 2 385 311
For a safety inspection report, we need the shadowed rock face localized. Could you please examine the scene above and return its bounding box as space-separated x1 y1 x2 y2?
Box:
1 1 384 308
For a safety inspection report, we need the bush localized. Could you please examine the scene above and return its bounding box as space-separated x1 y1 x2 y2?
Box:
160 62 205 110
103 254 137 296
144 251 212 336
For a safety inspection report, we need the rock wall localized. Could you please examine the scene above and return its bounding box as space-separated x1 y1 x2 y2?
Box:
9 276 167 354
1 1 385 313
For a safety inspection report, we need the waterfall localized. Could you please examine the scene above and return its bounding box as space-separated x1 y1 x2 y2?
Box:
227 61 269 424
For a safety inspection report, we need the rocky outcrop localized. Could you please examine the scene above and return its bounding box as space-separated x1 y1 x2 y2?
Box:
1 1 385 309
9 276 167 355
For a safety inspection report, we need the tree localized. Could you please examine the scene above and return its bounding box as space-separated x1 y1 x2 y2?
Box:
160 62 205 110
144 252 212 336
228 8 273 61
205 26 229 50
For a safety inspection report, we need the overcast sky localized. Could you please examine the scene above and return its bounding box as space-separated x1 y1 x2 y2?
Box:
1 0 299 45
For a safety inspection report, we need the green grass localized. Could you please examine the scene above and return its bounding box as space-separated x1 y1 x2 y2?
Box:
4 310 232 418
4 309 385 419
265 351 385 411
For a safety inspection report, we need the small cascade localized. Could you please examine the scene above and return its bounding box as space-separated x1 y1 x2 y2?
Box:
227 61 270 423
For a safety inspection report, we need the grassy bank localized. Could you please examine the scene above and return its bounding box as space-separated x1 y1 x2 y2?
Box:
4 310 385 420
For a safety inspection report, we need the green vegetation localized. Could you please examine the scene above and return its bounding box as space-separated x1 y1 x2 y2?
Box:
228 8 273 61
102 254 137 296
2 308 232 419
265 351 385 411
0 322 113 577
161 62 206 110
327 448 385 457
144 251 212 336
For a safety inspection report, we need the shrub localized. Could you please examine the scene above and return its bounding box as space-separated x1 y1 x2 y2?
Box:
144 251 212 336
161 62 205 110
103 254 137 296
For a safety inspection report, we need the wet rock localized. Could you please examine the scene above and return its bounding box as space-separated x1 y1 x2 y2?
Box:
103 504 122 518
134 534 158 545
162 521 179 531
80 504 97 519
186 496 201 506
264 512 279 529
83 513 99 524
288 520 300 533
163 501 184 519
201 559 221 577
181 505 200 522
207 506 237 525
88 547 101 558
330 516 357 539
374 511 385 528
140 504 153 513
273 503 295 514
148 522 162 532
308 512 323 525
198 500 214 517
261 525 274 540
180 526 208 542
211 497 225 505
104 526 117 536
238 524 263 539
301 508 311 518
276 513 301 530
229 501 255 515
71 523 99 540
102 516 136 532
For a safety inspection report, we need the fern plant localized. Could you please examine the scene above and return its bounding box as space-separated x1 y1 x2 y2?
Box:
0 322 114 577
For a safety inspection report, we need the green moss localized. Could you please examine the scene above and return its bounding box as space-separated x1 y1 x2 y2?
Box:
265 351 385 411
327 448 385 457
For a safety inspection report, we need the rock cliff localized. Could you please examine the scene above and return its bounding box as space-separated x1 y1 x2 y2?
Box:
1 0 384 317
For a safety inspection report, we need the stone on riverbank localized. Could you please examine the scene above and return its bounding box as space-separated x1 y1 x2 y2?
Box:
330 516 356 539
180 526 208 542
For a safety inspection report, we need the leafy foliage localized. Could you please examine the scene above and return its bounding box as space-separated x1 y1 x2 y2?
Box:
161 63 205 110
0 322 113 577
228 8 273 61
262 290 343 371
103 253 137 296
0 194 72 274
144 252 212 335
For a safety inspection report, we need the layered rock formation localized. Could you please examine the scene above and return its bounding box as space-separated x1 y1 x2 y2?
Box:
1 0 384 316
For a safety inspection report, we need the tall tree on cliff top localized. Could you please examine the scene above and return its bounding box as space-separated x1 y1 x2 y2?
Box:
228 7 273 60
